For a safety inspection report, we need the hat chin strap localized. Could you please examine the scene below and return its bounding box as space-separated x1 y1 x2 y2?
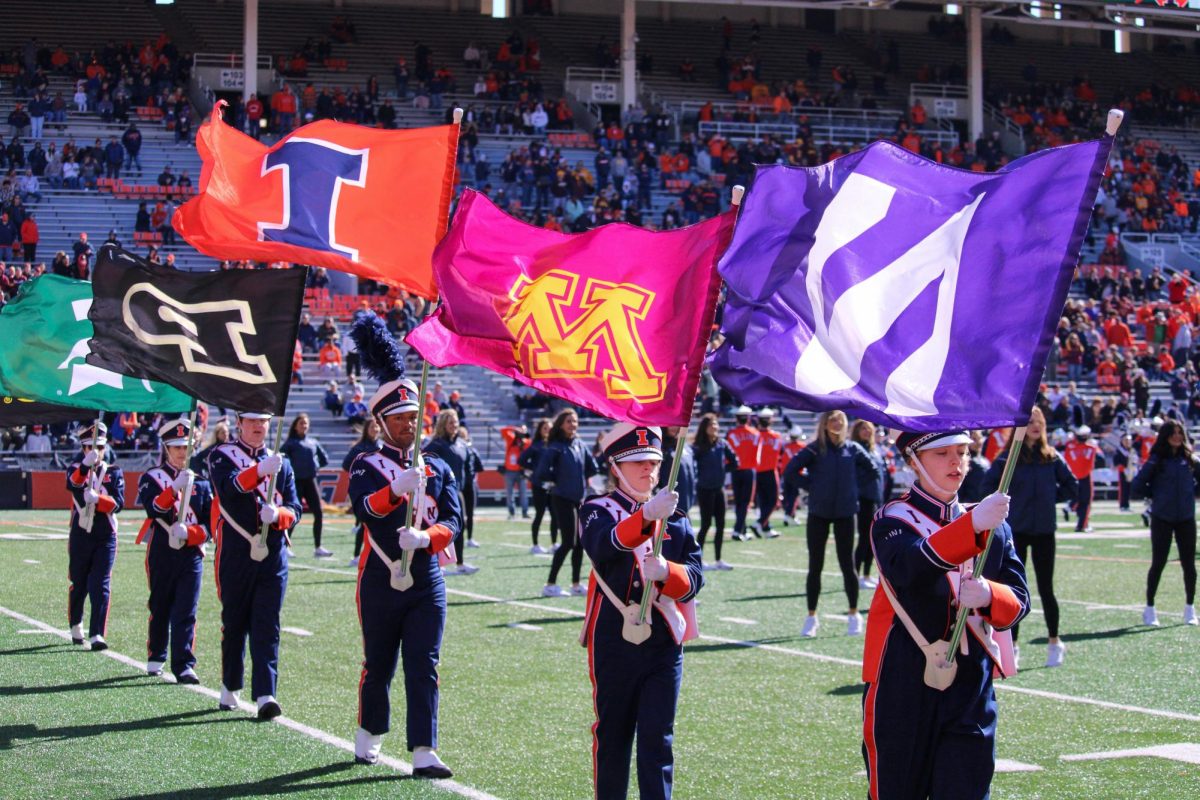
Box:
613 467 652 504
908 449 956 501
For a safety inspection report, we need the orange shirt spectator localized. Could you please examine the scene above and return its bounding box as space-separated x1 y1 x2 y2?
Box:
910 102 927 126
1105 318 1133 348
901 132 921 153
1159 350 1176 374
318 342 342 368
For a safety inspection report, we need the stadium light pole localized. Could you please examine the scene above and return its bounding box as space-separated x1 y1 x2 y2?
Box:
621 0 637 115
244 0 259 104
967 3 984 143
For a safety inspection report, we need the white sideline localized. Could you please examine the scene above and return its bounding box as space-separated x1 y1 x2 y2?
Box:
287 564 1200 718
0 605 504 800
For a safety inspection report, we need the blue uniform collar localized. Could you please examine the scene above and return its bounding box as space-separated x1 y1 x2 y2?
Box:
234 439 267 458
905 481 961 525
379 442 412 465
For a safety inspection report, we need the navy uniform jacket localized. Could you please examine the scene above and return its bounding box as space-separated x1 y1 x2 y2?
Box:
208 440 301 560
694 440 737 490
533 438 600 503
136 463 213 551
658 438 697 513
349 442 462 589
1132 452 1200 522
783 441 881 519
983 452 1077 536
580 490 703 647
856 447 887 504
280 435 330 481
66 456 125 534
517 439 547 473
423 435 470 489
863 483 1030 685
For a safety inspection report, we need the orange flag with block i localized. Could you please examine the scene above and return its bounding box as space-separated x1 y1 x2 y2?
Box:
173 101 458 299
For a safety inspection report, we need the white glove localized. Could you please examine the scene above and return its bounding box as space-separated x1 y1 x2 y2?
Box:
397 526 431 551
389 467 424 498
257 454 283 479
169 522 189 542
82 450 99 467
83 488 100 505
641 554 670 583
541 481 555 491
172 469 195 492
958 577 993 609
642 490 678 522
259 503 280 525
971 493 1010 533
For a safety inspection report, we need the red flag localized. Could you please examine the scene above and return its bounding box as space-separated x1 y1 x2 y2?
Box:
173 102 458 299
407 190 735 426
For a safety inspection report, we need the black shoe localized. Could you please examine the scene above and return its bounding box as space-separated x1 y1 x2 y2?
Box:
764 529 780 539
412 765 454 779
257 701 282 720
218 702 238 711
354 755 377 766
90 639 109 652
72 637 84 646
177 672 200 685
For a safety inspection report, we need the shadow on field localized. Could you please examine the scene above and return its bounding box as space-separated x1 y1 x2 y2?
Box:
0 642 68 657
1028 626 1160 645
729 593 805 603
113 762 414 799
0 673 147 696
684 636 799 653
487 616 578 628
827 683 867 697
0 708 232 747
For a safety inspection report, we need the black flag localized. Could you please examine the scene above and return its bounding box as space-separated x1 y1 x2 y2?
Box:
0 396 97 425
86 245 307 415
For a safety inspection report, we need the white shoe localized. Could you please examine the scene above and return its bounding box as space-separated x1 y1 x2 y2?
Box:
847 613 864 636
1045 641 1066 668
570 583 587 596
70 623 84 644
716 560 733 571
1143 606 1160 626
219 685 240 711
702 562 718 571
466 539 481 548
314 546 333 558
286 547 296 557
348 556 360 567
455 563 479 575
551 543 561 553
147 660 165 676
411 746 453 779
1184 605 1198 626
542 584 570 597
529 545 548 554
858 576 878 590
800 615 820 638
506 513 516 521
782 515 794 527
354 727 382 765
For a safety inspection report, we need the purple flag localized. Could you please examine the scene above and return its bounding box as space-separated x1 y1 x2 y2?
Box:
708 137 1111 431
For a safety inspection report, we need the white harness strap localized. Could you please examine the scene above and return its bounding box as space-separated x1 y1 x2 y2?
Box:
217 444 275 549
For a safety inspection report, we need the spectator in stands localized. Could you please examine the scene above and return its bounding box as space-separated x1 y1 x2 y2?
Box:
103 136 123 179
8 104 30 138
19 212 37 263
72 232 93 268
323 380 344 418
317 317 339 345
318 338 343 377
121 122 142 176
441 390 467 424
344 391 368 428
297 313 317 353
271 85 298 133
245 93 264 139
25 424 52 453
0 214 18 256
135 201 151 233
43 144 62 188
18 170 40 204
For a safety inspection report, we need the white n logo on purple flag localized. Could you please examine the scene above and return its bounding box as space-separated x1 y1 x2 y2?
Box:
795 173 985 417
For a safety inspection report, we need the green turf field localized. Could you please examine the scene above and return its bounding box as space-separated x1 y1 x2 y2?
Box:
1 502 1197 799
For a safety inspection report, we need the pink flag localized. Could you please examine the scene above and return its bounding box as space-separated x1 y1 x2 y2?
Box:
407 190 735 426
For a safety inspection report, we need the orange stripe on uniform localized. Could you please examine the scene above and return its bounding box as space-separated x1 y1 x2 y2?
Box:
985 582 1024 629
152 486 175 512
425 523 454 553
924 513 983 567
863 678 882 800
273 508 296 530
659 561 691 599
615 511 654 549
365 486 398 518
96 495 117 514
235 467 261 493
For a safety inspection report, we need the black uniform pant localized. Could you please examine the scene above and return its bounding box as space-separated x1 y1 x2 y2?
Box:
806 514 858 612
1073 475 1093 530
755 470 778 530
1012 532 1059 641
463 481 477 542
855 500 878 577
781 480 800 518
547 495 583 585
145 539 203 675
68 529 116 637
217 551 287 700
1147 516 1197 606
531 483 558 546
696 487 726 561
730 470 754 533
358 566 446 749
452 489 467 565
296 477 324 548
1117 471 1131 510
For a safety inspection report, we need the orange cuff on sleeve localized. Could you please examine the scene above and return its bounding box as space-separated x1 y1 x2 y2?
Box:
366 485 400 517
273 508 296 530
236 466 263 492
985 582 1023 629
153 486 176 511
615 511 656 549
185 525 207 546
925 513 985 567
425 523 454 554
96 495 117 514
69 468 86 486
659 561 692 600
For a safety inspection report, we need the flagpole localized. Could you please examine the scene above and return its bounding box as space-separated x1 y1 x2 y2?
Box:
258 416 286 541
174 401 200 542
80 412 105 532
945 425 1026 664
636 183 745 627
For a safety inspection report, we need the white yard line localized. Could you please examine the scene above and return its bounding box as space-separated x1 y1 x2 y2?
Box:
0 605 505 800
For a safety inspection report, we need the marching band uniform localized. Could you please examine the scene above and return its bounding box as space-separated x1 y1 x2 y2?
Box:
348 374 461 778
1063 428 1102 532
580 424 703 800
862 431 1030 800
208 411 301 719
780 428 806 523
137 417 211 682
66 423 124 651
725 407 758 539
753 409 784 537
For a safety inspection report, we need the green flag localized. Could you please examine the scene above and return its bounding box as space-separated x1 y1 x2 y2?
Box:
0 275 191 412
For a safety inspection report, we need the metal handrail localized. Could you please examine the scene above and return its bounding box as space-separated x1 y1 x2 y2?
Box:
681 99 901 125
192 53 274 70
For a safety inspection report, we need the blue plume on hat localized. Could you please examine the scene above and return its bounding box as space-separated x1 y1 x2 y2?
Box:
352 315 406 384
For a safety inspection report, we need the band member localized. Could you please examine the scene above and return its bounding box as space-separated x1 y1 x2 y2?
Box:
725 405 758 539
752 409 784 537
863 430 1029 800
137 417 211 682
66 422 125 651
580 423 703 800
1063 426 1102 532
347 314 460 777
208 410 301 719
780 427 806 525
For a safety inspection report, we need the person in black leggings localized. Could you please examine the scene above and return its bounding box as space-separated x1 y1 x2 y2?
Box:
850 420 885 590
1132 418 1200 627
519 418 558 553
693 413 736 569
460 427 483 548
342 419 381 567
533 409 598 597
983 407 1077 667
280 413 331 557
